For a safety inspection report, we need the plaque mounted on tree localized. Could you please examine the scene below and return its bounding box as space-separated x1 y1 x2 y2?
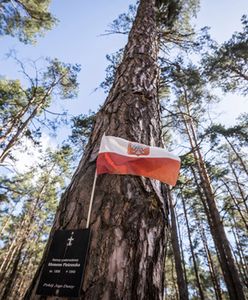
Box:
36 229 90 297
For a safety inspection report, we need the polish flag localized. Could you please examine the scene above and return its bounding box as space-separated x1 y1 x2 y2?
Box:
96 135 181 186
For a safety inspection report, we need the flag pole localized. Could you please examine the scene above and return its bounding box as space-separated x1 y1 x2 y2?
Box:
86 133 105 228
86 170 98 228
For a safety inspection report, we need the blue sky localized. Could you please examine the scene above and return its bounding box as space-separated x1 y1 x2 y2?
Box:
1 0 247 127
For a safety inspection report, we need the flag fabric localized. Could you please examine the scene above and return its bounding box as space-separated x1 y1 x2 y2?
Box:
96 135 181 186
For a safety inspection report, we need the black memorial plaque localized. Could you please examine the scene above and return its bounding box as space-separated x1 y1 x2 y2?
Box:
36 228 90 297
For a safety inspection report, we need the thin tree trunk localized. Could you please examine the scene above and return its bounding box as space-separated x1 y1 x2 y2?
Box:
228 159 248 214
171 253 179 300
0 180 48 293
189 165 227 295
16 238 44 299
181 194 205 300
0 214 13 236
176 211 189 292
13 221 48 298
0 80 64 163
225 137 248 176
168 190 189 300
0 239 19 275
221 180 248 230
18 260 38 299
0 241 24 300
180 97 245 299
0 95 48 163
229 237 248 290
26 1 169 299
0 96 36 144
198 222 223 300
13 240 39 299
231 224 248 287
0 69 66 152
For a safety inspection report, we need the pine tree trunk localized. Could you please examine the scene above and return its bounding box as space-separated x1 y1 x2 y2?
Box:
0 241 24 300
231 223 248 288
228 159 248 214
222 180 248 230
171 256 180 300
0 88 53 163
181 193 205 300
168 191 189 300
25 1 169 299
176 212 189 292
181 108 245 300
0 96 36 144
12 226 44 299
225 137 248 176
198 222 223 300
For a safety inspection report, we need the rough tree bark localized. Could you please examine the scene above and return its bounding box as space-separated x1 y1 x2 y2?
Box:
25 1 169 299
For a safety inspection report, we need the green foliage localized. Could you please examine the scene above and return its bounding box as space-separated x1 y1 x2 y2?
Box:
160 58 219 127
0 56 80 162
106 0 200 51
156 0 199 29
100 49 124 93
156 0 200 51
68 111 95 156
105 4 137 35
159 26 248 297
0 146 73 297
0 79 26 140
0 1 247 298
62 111 95 165
204 115 248 146
203 15 248 95
43 58 81 99
0 0 57 43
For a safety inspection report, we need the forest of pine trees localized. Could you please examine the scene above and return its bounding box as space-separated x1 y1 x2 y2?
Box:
0 0 247 299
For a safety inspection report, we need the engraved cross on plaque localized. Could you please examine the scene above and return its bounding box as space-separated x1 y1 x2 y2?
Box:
67 231 74 247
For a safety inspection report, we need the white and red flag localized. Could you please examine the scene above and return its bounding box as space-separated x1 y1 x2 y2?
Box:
96 135 181 186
